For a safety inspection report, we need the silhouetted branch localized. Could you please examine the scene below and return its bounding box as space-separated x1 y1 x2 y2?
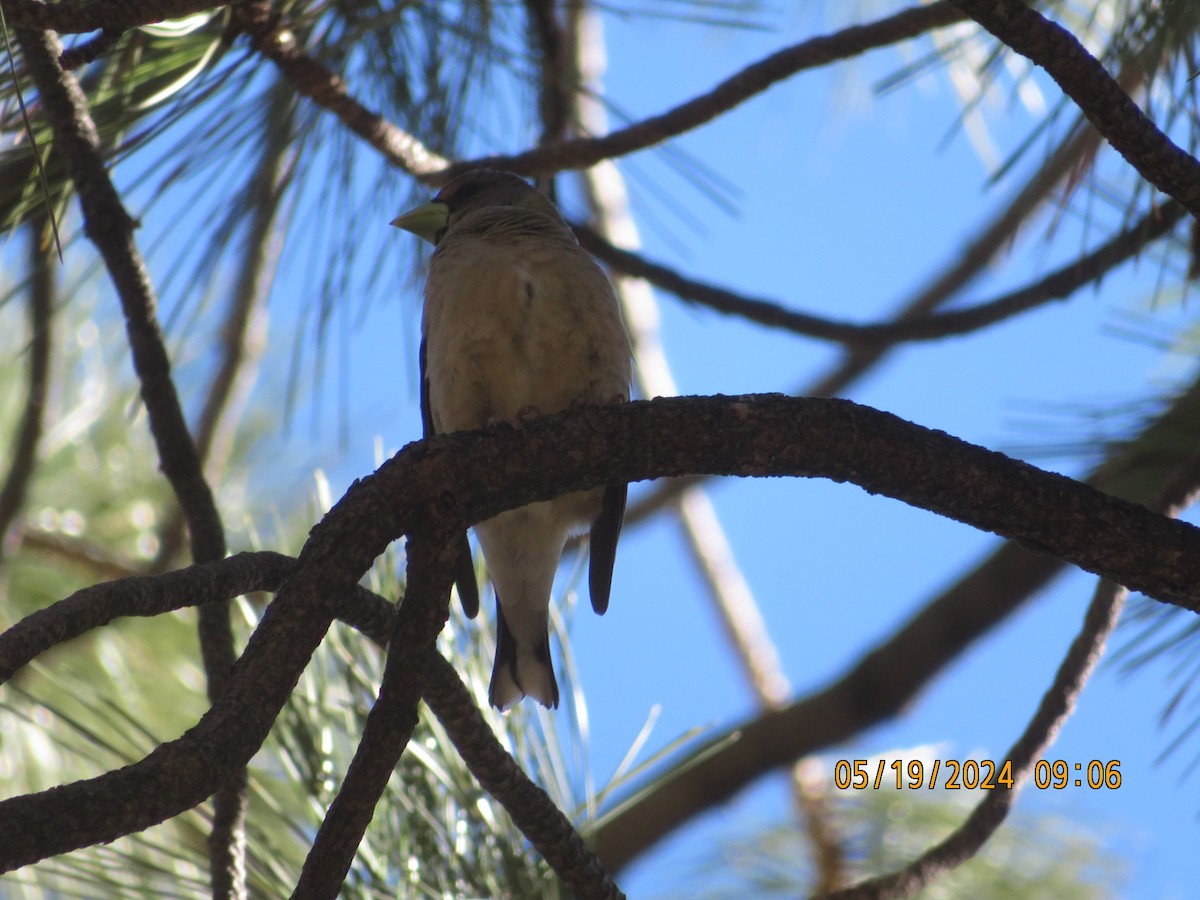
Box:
16 26 240 894
294 532 457 898
3 396 1200 874
424 653 625 900
0 0 221 33
954 0 1200 218
445 3 967 179
576 199 1186 347
228 1 447 178
0 219 54 559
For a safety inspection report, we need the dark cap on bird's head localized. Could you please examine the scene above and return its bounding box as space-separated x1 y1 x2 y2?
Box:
391 170 560 244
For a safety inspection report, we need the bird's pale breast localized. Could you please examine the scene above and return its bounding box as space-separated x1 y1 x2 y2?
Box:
422 232 630 436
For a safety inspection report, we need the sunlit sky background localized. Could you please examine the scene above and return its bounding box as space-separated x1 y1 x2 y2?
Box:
36 2 1200 896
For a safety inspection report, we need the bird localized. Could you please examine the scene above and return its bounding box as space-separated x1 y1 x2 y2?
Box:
391 169 632 710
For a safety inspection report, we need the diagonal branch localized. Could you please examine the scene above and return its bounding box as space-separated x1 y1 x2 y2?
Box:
444 2 968 179
293 530 457 898
952 0 1200 218
0 217 54 562
423 654 625 900
228 1 447 178
828 446 1200 899
577 198 1187 348
16 25 241 895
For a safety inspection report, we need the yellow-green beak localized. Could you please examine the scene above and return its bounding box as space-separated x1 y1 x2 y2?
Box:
390 201 450 245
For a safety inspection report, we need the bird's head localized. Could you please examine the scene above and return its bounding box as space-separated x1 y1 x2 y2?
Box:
391 170 562 245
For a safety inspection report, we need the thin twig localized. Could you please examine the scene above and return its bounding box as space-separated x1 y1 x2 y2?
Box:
0 217 54 561
444 2 968 179
423 654 626 900
576 198 1186 348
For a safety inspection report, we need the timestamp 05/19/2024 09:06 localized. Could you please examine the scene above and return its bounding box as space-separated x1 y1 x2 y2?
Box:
832 759 1123 791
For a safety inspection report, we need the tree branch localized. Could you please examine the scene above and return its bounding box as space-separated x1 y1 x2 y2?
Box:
0 218 54 560
293 531 457 898
444 2 968 179
952 0 1200 219
3 396 1200 871
58 28 124 70
423 654 625 900
576 198 1187 348
828 443 1200 899
227 1 447 178
0 551 394 684
0 0 223 33
16 26 240 894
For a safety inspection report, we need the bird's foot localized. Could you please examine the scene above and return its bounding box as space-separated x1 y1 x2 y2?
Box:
486 405 541 430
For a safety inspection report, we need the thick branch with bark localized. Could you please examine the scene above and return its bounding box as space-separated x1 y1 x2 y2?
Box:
3 396 1200 873
829 446 1200 899
953 0 1200 218
0 0 223 33
594 368 1200 871
293 532 458 898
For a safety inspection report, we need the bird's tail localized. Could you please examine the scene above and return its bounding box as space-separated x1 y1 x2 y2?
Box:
488 598 559 710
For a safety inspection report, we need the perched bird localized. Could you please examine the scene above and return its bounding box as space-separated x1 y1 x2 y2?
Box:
392 170 632 710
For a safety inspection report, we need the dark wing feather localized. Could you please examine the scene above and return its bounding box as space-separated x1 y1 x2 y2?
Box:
588 484 627 615
421 336 480 617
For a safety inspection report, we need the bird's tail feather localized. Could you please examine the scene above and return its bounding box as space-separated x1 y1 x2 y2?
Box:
489 599 559 710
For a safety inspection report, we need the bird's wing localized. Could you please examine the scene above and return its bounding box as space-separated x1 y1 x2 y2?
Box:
420 336 481 618
588 483 627 615
419 335 435 439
